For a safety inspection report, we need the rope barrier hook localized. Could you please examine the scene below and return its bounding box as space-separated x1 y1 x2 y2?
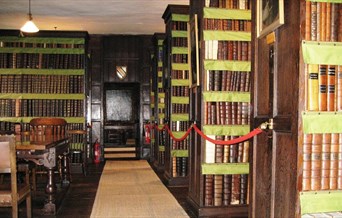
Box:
259 118 274 130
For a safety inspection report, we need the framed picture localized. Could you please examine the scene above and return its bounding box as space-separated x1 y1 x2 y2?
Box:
188 14 200 87
257 0 284 38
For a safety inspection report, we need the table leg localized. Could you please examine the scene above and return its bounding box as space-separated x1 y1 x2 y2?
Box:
62 152 71 184
42 167 56 215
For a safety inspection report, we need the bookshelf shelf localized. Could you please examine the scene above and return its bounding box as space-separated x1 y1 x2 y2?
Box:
151 33 167 170
298 2 342 217
188 1 251 216
0 30 88 172
162 4 190 186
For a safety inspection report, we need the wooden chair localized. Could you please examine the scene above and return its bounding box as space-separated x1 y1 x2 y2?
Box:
0 135 32 218
66 129 87 175
27 118 69 190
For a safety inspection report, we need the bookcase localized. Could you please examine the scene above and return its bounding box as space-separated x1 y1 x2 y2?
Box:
299 1 342 216
151 33 167 170
0 30 88 170
187 1 251 217
162 5 190 186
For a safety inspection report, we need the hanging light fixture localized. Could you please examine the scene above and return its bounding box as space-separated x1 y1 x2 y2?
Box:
20 0 39 33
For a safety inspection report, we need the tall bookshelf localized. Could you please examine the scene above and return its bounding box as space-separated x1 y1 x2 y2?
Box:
0 30 88 160
162 5 190 186
188 1 251 217
299 1 342 216
151 33 167 171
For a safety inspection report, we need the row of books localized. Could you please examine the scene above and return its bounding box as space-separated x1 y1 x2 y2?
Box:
172 54 188 64
172 139 189 150
302 133 342 191
0 41 84 49
172 104 190 114
207 70 251 92
205 102 250 125
306 2 341 42
158 108 165 114
0 75 84 94
171 121 192 132
171 21 187 31
171 70 189 79
172 157 188 177
20 99 84 117
172 86 190 97
0 121 85 133
0 99 17 117
204 174 248 206
0 53 85 69
172 37 188 47
158 151 165 165
204 19 252 32
205 41 251 61
307 64 342 111
205 0 250 9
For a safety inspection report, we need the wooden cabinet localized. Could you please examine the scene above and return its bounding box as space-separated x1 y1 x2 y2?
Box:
162 4 190 186
0 30 88 168
151 33 167 170
188 1 251 217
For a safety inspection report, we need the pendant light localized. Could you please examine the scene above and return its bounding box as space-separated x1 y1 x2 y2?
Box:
20 0 39 33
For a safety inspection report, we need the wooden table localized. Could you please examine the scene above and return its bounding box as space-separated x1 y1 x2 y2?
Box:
16 136 70 215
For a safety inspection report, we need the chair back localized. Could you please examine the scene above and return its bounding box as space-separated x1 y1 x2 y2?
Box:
0 135 19 205
29 118 67 138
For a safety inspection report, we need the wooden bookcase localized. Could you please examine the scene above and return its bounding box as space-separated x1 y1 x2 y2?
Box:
0 30 88 171
151 33 167 171
188 1 251 217
298 1 342 216
162 4 190 186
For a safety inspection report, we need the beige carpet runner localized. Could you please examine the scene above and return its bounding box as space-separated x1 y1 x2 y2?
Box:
90 160 189 218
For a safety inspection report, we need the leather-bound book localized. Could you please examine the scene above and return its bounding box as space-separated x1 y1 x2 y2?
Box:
337 66 342 111
338 4 342 42
303 134 312 191
172 156 177 177
327 65 336 111
231 174 241 204
330 3 338 41
311 2 318 41
223 142 230 163
319 64 327 111
308 64 319 111
305 1 311 40
226 102 232 125
181 157 187 177
311 134 323 191
205 175 214 206
330 133 339 189
321 133 331 190
222 70 227 91
219 102 225 125
240 174 248 204
215 137 224 163
320 2 327 41
317 2 322 41
223 174 232 205
326 3 331 41
338 133 342 189
214 175 223 206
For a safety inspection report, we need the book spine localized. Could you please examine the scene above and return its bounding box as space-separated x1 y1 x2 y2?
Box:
321 133 331 190
311 134 322 191
303 134 312 191
330 133 339 189
307 64 319 111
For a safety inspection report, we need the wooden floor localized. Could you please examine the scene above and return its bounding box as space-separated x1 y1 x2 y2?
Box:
0 161 197 218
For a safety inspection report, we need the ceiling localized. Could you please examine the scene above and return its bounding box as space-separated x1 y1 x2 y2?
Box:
0 0 189 35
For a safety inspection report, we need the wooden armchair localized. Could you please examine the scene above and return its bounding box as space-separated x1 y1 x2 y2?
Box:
0 135 32 218
25 118 69 191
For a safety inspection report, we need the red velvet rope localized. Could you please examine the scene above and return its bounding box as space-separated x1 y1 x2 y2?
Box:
153 123 264 145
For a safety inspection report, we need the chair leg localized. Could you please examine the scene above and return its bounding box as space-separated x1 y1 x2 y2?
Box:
12 203 18 218
31 167 36 197
26 194 32 218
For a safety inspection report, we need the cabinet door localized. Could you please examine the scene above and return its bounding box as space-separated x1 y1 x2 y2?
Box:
252 41 299 217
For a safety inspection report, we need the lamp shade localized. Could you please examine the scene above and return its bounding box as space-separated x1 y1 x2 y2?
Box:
20 20 39 33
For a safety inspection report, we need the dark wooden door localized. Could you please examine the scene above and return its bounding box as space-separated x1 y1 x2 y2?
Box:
251 0 301 214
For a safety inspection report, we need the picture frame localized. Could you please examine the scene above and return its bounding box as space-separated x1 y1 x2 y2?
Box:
257 0 284 38
188 14 200 87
